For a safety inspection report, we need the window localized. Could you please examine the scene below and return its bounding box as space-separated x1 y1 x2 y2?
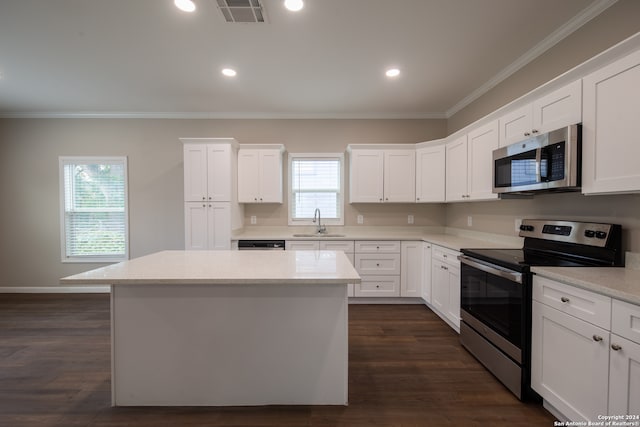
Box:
59 157 129 262
288 153 344 226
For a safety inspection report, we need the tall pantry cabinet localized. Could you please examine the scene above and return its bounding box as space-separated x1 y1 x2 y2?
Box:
182 138 244 250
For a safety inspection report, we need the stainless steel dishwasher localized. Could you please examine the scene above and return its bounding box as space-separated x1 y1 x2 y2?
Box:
237 240 285 250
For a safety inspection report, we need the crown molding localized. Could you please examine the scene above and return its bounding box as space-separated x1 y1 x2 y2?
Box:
445 0 618 118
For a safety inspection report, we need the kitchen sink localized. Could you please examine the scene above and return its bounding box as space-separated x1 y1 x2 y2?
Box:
292 234 346 238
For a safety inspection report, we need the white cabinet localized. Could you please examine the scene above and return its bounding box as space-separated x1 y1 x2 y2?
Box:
184 143 232 202
582 49 640 195
445 135 468 202
430 245 461 331
285 240 319 250
354 240 401 297
415 143 445 203
421 242 432 303
400 241 423 297
182 138 240 250
498 80 582 147
532 276 640 421
237 146 284 203
184 202 231 250
348 146 415 203
445 121 499 202
320 240 355 297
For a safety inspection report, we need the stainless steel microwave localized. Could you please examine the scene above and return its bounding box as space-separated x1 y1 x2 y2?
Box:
492 124 581 195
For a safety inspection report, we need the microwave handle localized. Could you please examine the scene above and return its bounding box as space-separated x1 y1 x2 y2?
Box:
535 147 542 183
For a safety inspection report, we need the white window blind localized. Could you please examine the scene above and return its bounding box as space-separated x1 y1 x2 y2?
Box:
290 156 343 223
60 157 129 262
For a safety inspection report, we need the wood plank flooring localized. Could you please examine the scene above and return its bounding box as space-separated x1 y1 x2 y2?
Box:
0 294 556 426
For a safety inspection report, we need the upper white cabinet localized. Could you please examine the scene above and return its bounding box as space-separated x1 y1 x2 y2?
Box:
498 80 582 147
582 49 640 195
184 143 232 202
237 145 284 203
446 121 499 202
348 146 415 203
415 143 446 203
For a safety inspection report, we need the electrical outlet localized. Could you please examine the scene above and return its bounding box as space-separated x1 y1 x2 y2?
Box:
467 216 473 227
408 215 414 224
515 218 522 233
250 216 257 225
357 215 364 224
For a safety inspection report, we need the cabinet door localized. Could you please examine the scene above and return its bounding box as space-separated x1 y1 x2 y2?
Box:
421 243 432 303
582 49 640 195
206 144 231 202
349 150 384 203
183 145 208 202
237 150 261 203
445 135 468 202
207 202 231 250
431 259 449 314
400 241 423 297
532 80 582 135
416 145 445 202
446 264 460 328
285 240 320 251
356 276 401 297
184 202 208 250
531 301 609 422
467 120 499 201
608 334 640 416
383 150 415 202
259 150 283 203
498 104 533 147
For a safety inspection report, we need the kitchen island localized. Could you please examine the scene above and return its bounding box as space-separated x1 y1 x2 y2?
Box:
60 250 360 406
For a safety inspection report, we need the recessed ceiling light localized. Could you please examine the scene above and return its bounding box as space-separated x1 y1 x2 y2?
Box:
284 0 304 12
385 68 400 78
221 68 237 77
174 0 196 13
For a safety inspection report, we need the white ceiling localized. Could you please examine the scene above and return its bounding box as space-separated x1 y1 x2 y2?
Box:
0 0 614 119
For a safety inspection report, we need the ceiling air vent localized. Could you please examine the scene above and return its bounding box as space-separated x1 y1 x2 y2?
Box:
216 0 267 23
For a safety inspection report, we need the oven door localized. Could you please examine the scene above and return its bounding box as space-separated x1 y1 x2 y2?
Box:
459 255 524 363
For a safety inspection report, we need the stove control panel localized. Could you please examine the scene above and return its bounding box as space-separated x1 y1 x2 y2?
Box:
519 219 619 248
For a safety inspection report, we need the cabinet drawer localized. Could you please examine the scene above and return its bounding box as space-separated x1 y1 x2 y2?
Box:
612 299 640 345
355 276 401 297
355 241 400 253
319 241 355 253
285 240 320 251
533 276 611 329
432 245 460 265
355 253 401 275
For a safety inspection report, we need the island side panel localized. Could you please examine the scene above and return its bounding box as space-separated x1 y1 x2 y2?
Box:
111 282 348 406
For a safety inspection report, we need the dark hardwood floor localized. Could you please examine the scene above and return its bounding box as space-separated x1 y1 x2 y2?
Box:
0 294 555 426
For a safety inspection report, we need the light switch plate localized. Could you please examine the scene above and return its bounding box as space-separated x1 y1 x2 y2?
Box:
357 215 364 224
408 215 414 224
250 216 257 225
467 216 472 227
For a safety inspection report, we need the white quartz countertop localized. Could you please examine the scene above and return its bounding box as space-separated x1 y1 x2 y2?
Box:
232 226 522 252
60 250 361 286
532 266 640 305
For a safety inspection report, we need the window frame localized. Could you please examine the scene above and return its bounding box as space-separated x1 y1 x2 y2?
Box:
288 153 345 227
59 156 130 263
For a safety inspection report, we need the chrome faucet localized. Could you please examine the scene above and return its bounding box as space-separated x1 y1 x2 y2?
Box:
313 208 327 234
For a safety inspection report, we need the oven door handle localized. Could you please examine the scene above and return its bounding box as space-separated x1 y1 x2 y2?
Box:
458 255 523 284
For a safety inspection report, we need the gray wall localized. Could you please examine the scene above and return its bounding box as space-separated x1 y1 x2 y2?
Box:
0 118 445 287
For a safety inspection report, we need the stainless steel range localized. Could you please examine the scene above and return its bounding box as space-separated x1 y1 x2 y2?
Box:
458 219 623 401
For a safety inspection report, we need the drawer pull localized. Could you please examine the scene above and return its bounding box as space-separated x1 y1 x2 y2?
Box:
376 263 380 267
593 335 603 342
443 254 448 258
376 285 380 289
611 344 622 351
560 297 570 303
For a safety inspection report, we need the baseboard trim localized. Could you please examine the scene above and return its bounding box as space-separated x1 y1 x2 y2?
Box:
0 286 110 293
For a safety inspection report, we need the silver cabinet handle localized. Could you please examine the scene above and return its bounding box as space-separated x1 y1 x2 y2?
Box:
209 196 212 200
561 297 570 303
202 196 206 200
611 344 622 351
524 132 531 136
532 129 539 134
202 204 206 207
376 263 380 267
417 197 420 201
593 335 603 342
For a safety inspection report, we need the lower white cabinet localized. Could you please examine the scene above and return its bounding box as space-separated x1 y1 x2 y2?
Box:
319 241 355 298
184 202 231 250
400 241 423 297
421 243 432 303
285 240 319 251
429 245 461 331
532 276 640 421
354 240 401 297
